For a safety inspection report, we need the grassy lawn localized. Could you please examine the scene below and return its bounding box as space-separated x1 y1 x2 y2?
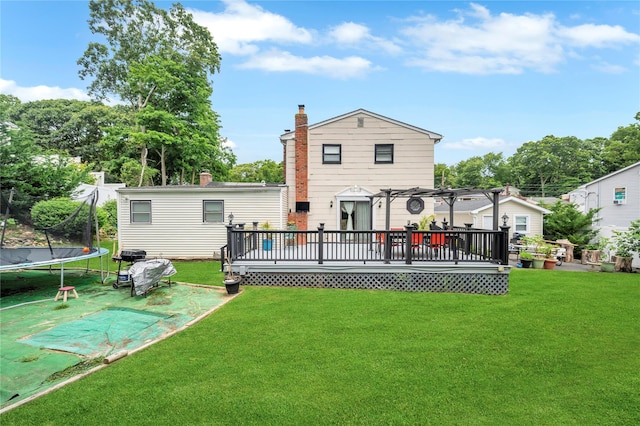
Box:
2 268 639 425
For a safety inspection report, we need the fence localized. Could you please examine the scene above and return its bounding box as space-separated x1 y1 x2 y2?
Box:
223 223 510 266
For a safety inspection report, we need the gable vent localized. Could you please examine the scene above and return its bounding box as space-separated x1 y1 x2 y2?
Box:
357 117 364 128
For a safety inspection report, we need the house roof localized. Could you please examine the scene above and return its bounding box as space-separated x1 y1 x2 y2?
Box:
434 196 552 214
117 182 286 193
280 108 443 142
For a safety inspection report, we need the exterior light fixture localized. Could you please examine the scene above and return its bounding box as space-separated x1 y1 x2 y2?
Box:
228 212 234 224
330 200 333 208
502 213 509 226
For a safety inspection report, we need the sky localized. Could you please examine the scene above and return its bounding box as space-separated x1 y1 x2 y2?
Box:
1 0 639 166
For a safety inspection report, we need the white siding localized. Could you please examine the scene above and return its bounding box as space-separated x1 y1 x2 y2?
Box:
305 112 436 229
117 186 286 259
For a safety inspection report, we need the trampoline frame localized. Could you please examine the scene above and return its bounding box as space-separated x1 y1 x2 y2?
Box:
0 247 109 287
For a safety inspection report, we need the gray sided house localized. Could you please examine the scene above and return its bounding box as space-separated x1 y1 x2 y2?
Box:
434 196 551 240
567 161 640 267
281 106 442 232
116 175 287 259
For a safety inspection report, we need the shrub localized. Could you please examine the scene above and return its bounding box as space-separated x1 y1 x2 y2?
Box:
31 198 107 242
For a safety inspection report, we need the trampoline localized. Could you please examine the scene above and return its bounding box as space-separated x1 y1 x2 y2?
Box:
0 187 109 288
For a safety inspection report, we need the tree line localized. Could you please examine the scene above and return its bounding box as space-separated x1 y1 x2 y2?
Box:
435 113 640 197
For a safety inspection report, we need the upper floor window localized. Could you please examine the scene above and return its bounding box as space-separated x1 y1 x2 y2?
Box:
131 200 151 223
614 187 627 205
323 144 341 164
375 144 394 164
203 200 224 223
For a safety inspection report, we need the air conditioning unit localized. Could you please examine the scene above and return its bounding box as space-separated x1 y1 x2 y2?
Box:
613 199 624 205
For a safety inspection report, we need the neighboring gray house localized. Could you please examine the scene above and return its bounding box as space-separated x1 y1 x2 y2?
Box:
567 162 640 229
434 195 552 241
116 173 287 259
567 161 640 267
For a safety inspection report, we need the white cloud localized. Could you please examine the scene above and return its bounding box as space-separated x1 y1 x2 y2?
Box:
188 0 313 56
592 62 627 74
0 78 90 102
237 49 375 79
557 24 640 48
443 137 508 151
328 22 402 55
221 137 237 149
401 4 639 75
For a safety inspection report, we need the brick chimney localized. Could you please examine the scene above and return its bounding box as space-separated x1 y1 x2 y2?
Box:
295 105 308 201
288 105 309 231
199 171 212 186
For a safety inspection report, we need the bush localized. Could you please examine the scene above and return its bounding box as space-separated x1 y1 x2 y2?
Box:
98 199 117 238
31 198 109 242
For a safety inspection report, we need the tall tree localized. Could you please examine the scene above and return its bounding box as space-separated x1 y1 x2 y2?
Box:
229 160 284 183
508 135 595 197
78 0 225 186
433 163 455 188
6 99 120 166
451 153 509 189
602 112 640 174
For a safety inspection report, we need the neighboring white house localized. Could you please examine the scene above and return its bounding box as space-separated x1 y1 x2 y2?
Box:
567 161 640 267
73 172 125 207
281 105 442 232
116 173 287 259
434 196 552 240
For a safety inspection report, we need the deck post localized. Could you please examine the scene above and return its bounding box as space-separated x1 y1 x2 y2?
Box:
405 225 413 265
318 223 324 264
499 223 510 264
225 223 234 261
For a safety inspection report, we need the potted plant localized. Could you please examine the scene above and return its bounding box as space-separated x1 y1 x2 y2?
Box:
223 259 241 294
519 251 533 268
260 221 274 251
522 234 545 269
611 219 640 272
541 244 557 270
598 237 615 272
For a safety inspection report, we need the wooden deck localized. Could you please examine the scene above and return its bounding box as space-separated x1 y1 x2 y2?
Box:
225 228 511 295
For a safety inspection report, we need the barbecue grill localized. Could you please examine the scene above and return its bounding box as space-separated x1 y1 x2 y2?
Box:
113 249 147 289
119 249 146 262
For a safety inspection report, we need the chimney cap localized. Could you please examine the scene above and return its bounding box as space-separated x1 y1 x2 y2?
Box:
298 105 305 114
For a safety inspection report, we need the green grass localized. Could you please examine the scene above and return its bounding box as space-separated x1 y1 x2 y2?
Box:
2 269 639 425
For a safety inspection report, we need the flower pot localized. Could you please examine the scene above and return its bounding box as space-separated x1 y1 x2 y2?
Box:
263 239 272 251
543 259 556 270
520 259 533 269
600 261 615 272
224 278 241 294
532 258 544 269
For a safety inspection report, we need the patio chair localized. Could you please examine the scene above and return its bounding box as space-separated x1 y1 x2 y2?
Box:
375 228 404 254
426 233 446 259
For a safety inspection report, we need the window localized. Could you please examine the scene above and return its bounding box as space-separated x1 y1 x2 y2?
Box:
323 144 341 164
614 187 627 204
514 215 529 233
130 200 151 223
203 200 224 223
375 144 394 164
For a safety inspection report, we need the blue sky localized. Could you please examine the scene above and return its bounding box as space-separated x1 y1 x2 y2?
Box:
1 0 639 166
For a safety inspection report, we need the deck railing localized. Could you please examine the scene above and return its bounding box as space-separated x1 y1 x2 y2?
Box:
224 223 510 266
